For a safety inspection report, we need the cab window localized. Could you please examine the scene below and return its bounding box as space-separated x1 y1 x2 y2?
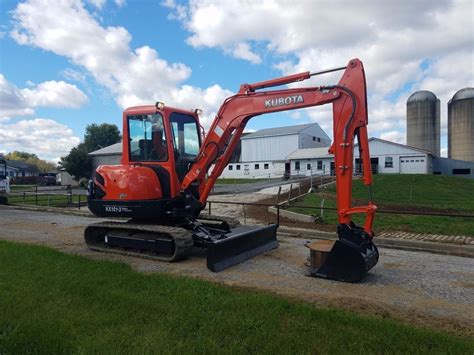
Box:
128 114 168 162
169 113 200 161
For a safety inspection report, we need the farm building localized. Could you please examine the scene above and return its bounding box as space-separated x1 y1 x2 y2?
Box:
221 123 331 178
89 142 122 172
287 138 435 176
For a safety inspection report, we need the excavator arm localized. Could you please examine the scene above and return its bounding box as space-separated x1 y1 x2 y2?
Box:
183 58 376 237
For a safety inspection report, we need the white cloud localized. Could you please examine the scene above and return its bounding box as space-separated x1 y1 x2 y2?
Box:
0 118 80 161
11 0 231 128
230 43 261 64
21 80 88 108
380 130 405 144
115 0 125 7
166 0 473 145
0 74 34 119
86 0 106 9
0 74 88 119
61 68 87 83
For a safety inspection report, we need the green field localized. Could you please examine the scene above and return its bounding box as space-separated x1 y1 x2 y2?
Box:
1 241 471 353
289 174 474 236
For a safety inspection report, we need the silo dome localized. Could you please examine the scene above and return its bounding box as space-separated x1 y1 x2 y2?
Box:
406 90 440 156
407 91 437 103
448 87 474 162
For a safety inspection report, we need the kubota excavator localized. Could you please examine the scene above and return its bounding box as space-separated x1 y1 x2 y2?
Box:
86 58 379 282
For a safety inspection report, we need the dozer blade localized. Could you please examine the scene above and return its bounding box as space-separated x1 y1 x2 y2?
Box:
205 224 278 272
307 230 379 283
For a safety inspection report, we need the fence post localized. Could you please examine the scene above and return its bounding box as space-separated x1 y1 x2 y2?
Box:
275 186 282 205
277 205 280 225
320 199 325 218
78 195 81 210
242 203 246 224
288 184 293 205
23 191 25 204
47 194 51 207
35 186 38 206
208 201 212 215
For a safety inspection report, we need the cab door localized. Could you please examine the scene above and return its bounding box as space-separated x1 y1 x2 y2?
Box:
169 112 201 182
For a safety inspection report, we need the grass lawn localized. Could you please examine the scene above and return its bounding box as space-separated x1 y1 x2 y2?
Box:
1 241 472 354
289 174 474 236
9 185 37 192
335 174 474 212
7 193 84 207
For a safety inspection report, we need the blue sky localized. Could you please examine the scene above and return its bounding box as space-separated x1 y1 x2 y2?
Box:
0 0 472 161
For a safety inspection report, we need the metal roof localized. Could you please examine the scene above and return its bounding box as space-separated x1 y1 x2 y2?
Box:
89 142 122 156
407 90 437 103
449 87 474 103
6 160 39 172
286 147 333 160
355 137 433 155
241 123 329 140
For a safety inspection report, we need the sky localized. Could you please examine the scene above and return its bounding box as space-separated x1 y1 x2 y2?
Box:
0 0 472 162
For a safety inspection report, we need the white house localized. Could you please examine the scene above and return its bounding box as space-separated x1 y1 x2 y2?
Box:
221 123 331 178
286 138 434 176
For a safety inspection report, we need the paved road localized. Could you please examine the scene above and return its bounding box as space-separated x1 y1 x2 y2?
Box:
0 205 472 336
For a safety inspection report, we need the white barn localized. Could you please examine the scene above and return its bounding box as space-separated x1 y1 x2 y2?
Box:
286 138 434 176
221 123 331 178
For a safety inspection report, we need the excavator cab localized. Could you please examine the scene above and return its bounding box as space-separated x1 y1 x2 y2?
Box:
86 104 278 272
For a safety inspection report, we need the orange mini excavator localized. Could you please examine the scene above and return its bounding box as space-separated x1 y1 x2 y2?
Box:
86 58 379 282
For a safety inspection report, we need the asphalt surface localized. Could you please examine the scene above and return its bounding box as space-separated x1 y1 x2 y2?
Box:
0 205 472 336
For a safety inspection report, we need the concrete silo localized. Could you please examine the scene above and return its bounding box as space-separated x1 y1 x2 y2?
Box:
406 91 440 156
448 88 474 162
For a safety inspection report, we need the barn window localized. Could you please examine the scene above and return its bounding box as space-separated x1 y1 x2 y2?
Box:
307 163 311 171
385 157 393 168
229 165 233 170
317 160 323 170
264 163 269 169
421 160 424 162
317 137 321 142
255 164 259 170
295 161 300 170
236 165 241 170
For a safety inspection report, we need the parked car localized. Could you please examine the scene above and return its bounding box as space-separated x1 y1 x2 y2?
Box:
38 173 57 186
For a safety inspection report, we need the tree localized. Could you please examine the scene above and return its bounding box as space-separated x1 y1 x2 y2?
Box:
6 151 56 172
60 123 121 181
83 123 121 152
59 144 91 181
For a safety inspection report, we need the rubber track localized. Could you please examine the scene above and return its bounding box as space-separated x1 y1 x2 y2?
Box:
85 221 194 262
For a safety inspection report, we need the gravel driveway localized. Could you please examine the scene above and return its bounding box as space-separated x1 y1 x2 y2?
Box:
0 205 472 336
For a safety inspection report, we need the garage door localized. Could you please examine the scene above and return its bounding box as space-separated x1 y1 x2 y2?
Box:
400 156 426 174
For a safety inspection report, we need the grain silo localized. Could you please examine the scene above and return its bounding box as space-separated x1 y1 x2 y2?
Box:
406 91 440 156
448 88 474 162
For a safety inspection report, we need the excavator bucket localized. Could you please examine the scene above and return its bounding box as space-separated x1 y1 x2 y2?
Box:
205 224 278 272
307 224 379 282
